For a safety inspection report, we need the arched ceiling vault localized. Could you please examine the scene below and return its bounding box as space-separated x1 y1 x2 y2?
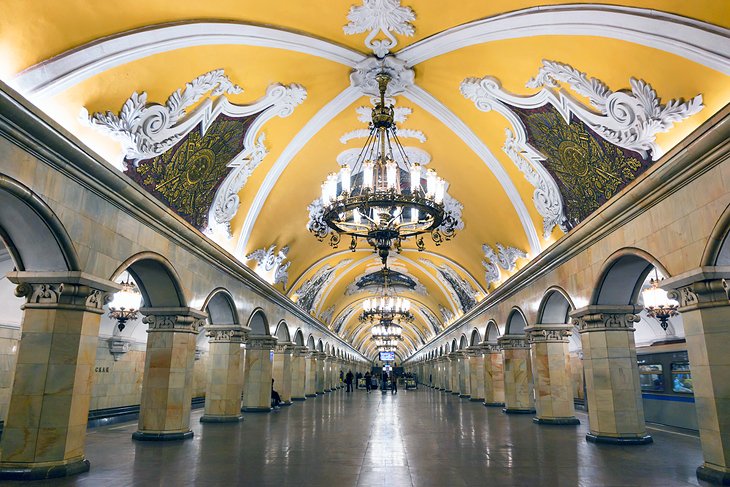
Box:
3 0 728 360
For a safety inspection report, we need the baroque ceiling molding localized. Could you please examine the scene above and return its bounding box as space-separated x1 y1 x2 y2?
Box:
349 55 415 97
343 0 416 58
481 242 527 288
85 70 307 236
419 258 479 313
461 61 703 235
245 244 291 289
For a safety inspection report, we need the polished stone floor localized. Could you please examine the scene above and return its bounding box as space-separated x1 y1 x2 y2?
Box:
6 387 709 487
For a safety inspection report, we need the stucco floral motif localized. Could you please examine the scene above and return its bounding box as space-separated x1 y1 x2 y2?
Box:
344 0 416 57
246 244 291 288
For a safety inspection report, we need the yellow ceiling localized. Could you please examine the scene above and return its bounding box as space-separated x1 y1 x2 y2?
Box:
1 0 728 358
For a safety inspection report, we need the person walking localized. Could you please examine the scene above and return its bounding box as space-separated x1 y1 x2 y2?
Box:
364 371 372 393
391 372 398 394
381 370 389 393
345 370 354 392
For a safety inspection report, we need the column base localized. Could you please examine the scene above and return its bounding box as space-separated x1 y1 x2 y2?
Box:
242 406 272 413
586 433 653 445
305 393 317 398
484 402 505 407
533 416 580 425
292 397 306 401
132 430 194 441
697 464 730 485
200 415 243 423
503 408 536 414
469 397 485 402
0 458 90 480
459 394 471 398
281 401 293 406
451 392 460 395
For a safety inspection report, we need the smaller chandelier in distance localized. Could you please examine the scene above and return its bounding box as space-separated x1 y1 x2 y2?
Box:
641 272 679 331
359 267 414 326
371 322 403 341
309 72 458 265
108 275 142 332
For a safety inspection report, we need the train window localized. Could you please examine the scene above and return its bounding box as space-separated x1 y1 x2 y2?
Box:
639 363 664 391
671 362 693 394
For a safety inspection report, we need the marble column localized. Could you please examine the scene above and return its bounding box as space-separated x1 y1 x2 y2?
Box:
664 271 730 484
323 355 334 392
458 352 471 398
438 357 447 390
241 334 278 412
467 347 485 402
316 352 326 394
0 272 118 480
498 335 535 414
482 342 505 407
200 324 248 423
571 306 651 444
290 346 308 401
525 324 579 425
449 353 460 394
133 306 207 441
305 351 318 398
272 342 294 405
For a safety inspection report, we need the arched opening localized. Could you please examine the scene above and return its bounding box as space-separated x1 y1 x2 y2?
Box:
485 320 500 342
204 289 239 325
469 328 481 347
505 308 528 335
537 288 573 324
702 201 730 266
247 308 270 335
450 339 457 352
307 335 315 350
293 329 305 346
317 339 324 352
112 253 187 309
592 250 659 306
459 334 468 350
275 320 291 343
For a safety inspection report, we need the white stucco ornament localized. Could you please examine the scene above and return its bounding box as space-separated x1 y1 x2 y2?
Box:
245 244 291 288
350 55 415 97
344 0 416 57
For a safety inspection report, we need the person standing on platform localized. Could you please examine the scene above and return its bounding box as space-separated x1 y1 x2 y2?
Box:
345 370 354 392
382 370 389 393
365 371 372 393
391 372 398 394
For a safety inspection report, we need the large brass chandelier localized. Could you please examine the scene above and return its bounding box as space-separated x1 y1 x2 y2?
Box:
309 73 458 265
359 268 414 326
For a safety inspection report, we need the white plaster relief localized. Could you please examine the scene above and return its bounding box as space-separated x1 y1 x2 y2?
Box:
245 244 291 289
344 0 416 58
482 243 527 272
85 70 307 237
349 55 415 97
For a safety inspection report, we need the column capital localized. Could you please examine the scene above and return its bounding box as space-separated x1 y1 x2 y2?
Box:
315 351 327 359
570 305 640 333
274 341 295 353
245 334 278 350
8 271 120 314
479 340 501 353
465 346 484 357
205 324 249 343
497 334 529 349
140 307 207 334
662 266 730 311
292 345 309 356
524 324 573 343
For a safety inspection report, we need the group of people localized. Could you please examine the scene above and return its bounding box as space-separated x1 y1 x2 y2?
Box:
272 369 399 406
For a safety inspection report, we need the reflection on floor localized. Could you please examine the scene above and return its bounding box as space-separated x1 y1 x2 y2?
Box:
6 387 708 487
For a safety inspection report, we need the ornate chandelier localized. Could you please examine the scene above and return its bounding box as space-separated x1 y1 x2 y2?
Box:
108 275 142 332
359 268 414 325
309 73 458 265
371 322 403 341
641 271 679 330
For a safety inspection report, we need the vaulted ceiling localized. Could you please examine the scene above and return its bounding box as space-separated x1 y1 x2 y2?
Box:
2 0 728 360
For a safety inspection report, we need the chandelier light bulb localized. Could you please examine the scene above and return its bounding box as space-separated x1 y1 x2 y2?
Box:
353 208 361 224
340 165 351 194
435 178 446 204
410 164 421 192
386 160 397 189
426 169 437 197
363 161 374 189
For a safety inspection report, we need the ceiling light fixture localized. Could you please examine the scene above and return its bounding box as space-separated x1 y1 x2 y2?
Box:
108 274 142 332
309 73 457 265
641 269 679 331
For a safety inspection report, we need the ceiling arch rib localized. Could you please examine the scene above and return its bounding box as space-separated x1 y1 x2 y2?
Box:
12 22 366 98
398 5 730 74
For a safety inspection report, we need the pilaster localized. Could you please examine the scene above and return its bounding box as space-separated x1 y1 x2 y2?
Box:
0 272 118 480
242 334 278 412
664 269 730 485
571 305 651 444
498 335 535 414
525 324 579 425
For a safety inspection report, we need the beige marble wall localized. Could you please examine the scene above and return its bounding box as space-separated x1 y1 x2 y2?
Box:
569 353 585 402
468 352 485 401
272 346 292 404
0 327 20 422
192 353 208 399
527 325 578 424
242 337 276 412
499 337 535 413
90 342 145 411
484 349 505 406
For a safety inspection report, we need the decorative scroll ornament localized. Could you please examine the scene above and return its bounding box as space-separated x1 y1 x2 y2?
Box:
481 259 500 289
344 0 416 58
526 60 703 159
86 70 306 235
573 312 640 331
461 62 703 235
320 305 336 325
350 56 415 97
245 244 291 288
483 243 527 272
143 314 205 333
